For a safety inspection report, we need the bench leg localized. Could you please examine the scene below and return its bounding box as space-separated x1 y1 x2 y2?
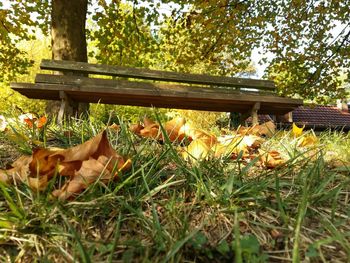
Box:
57 91 67 124
229 112 241 129
251 102 260 125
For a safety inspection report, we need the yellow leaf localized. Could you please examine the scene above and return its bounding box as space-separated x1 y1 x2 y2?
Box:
214 135 263 158
292 123 304 137
182 139 211 162
297 134 318 147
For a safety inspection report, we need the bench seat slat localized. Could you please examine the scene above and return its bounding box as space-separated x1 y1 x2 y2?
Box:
40 59 276 91
34 74 300 105
11 81 301 114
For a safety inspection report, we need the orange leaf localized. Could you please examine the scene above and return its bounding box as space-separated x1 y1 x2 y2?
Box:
259 150 285 169
129 123 144 135
143 117 157 127
140 124 160 139
164 117 186 142
37 116 47 128
29 148 65 178
24 117 36 128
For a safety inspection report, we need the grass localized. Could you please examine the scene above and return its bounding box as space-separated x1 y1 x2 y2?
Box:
0 113 350 262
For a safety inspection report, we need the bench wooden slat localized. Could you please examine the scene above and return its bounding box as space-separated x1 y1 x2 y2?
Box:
40 59 276 91
34 74 299 104
35 74 272 95
11 81 301 114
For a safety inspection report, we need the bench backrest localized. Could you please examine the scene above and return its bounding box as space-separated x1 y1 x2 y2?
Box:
40 59 276 92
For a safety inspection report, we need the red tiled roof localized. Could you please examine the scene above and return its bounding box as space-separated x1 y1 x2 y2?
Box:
291 106 350 127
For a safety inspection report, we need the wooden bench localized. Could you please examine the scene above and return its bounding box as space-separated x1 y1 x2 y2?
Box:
11 59 303 124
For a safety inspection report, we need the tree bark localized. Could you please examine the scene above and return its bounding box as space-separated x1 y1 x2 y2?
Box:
46 0 89 118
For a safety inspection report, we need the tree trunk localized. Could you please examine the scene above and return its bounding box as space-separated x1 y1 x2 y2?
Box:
46 0 89 118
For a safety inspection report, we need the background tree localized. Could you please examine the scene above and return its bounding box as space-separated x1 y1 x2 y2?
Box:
48 0 89 115
1 0 349 108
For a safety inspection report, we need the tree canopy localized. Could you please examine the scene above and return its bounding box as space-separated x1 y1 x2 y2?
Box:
1 0 349 103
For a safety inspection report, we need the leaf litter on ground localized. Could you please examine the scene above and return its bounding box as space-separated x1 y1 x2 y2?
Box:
0 115 349 202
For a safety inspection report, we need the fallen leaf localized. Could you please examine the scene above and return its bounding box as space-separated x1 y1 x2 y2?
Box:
182 139 211 162
0 115 7 132
129 123 144 135
53 155 131 200
179 123 217 145
19 113 36 124
214 135 263 158
0 155 32 184
21 114 47 129
52 157 112 200
271 229 283 239
164 117 186 142
37 116 47 128
143 117 157 127
297 134 318 147
29 148 65 178
140 124 160 139
28 175 48 191
292 123 304 137
256 121 276 137
328 159 350 169
109 123 120 132
259 150 285 169
237 121 275 137
0 129 131 197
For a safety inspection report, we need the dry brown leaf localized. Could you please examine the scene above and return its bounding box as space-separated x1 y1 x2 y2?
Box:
328 159 350 169
53 157 111 200
0 170 9 183
140 124 160 139
58 160 83 177
0 155 32 184
1 130 131 198
259 150 285 169
143 117 157 127
129 123 144 135
256 121 276 137
237 121 276 137
28 175 48 191
164 117 186 142
179 123 217 147
29 148 64 178
53 155 131 200
52 130 116 162
109 123 120 132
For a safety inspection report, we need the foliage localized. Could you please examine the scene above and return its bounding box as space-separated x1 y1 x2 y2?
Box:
0 36 50 114
0 0 49 82
2 0 350 105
